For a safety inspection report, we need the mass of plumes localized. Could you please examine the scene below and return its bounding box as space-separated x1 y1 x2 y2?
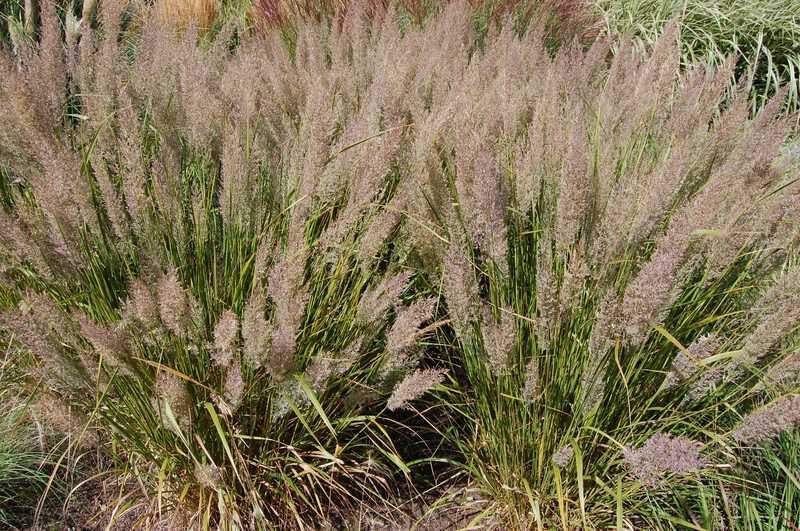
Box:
0 2 466 518
731 395 800 445
387 368 447 411
623 433 706 488
0 0 798 526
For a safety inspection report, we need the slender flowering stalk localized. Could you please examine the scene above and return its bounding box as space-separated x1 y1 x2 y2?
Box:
665 334 721 388
34 394 96 446
554 111 590 253
358 205 403 264
735 270 800 370
304 355 337 393
679 337 730 403
454 137 509 268
2 293 85 388
77 315 133 375
222 360 245 413
617 239 690 345
267 243 308 379
762 351 800 389
535 236 558 350
0 208 53 278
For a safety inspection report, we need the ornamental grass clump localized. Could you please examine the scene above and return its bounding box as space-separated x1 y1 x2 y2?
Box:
0 2 445 526
1 1 800 528
397 8 800 527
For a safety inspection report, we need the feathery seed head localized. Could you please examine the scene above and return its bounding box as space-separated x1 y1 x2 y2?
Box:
153 371 192 434
194 462 222 490
763 352 800 389
267 249 308 379
357 271 411 325
124 280 159 329
158 268 191 337
222 359 245 412
387 368 447 411
666 333 721 388
522 356 540 403
552 445 574 468
732 395 800 445
77 315 133 375
385 297 436 364
442 237 480 339
623 433 706 488
481 306 515 374
213 309 240 368
242 289 270 369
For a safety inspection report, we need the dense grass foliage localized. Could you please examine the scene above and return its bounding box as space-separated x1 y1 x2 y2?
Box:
0 347 54 528
598 0 800 113
395 14 800 527
732 429 800 529
0 1 798 528
0 2 445 527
